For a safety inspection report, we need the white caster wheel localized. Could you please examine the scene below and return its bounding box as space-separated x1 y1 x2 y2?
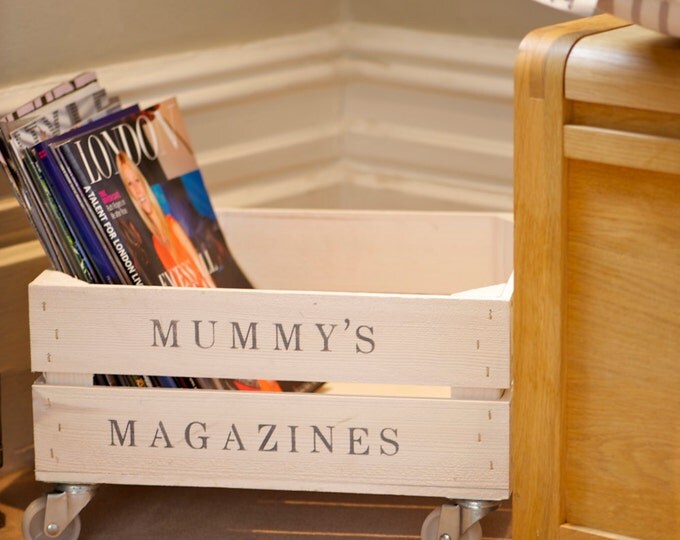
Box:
22 495 81 540
420 506 483 540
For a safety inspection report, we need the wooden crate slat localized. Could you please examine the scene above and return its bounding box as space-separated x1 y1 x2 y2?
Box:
219 209 513 294
32 383 510 500
29 270 511 388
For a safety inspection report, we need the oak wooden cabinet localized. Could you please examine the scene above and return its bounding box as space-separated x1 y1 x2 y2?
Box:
514 15 680 540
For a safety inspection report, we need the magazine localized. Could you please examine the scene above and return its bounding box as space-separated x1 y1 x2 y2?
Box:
0 72 105 219
1 72 100 124
54 97 251 289
0 75 114 278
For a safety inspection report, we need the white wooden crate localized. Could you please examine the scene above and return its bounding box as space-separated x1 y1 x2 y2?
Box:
28 209 513 502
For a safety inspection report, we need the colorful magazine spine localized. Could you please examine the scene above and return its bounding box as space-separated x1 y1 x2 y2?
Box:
1 78 116 280
31 107 142 284
22 154 96 282
34 143 123 283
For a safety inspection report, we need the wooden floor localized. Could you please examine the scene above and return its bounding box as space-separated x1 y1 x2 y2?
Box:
1 468 511 539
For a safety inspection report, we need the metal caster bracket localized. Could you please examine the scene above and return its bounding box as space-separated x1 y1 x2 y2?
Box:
436 500 499 540
43 484 96 538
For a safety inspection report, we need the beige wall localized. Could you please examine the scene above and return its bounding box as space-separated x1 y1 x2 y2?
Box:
348 0 572 39
0 0 571 88
0 0 346 88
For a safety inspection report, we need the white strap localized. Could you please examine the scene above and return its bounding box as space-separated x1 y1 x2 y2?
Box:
532 0 599 16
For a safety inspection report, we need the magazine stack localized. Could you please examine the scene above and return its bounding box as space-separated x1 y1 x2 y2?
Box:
0 72 317 392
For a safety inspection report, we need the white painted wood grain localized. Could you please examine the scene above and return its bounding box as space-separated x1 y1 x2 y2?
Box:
29 269 511 388
218 209 513 294
32 383 510 500
44 373 93 386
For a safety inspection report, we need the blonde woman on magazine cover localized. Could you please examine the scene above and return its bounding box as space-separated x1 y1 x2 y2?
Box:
116 151 216 288
117 151 283 392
